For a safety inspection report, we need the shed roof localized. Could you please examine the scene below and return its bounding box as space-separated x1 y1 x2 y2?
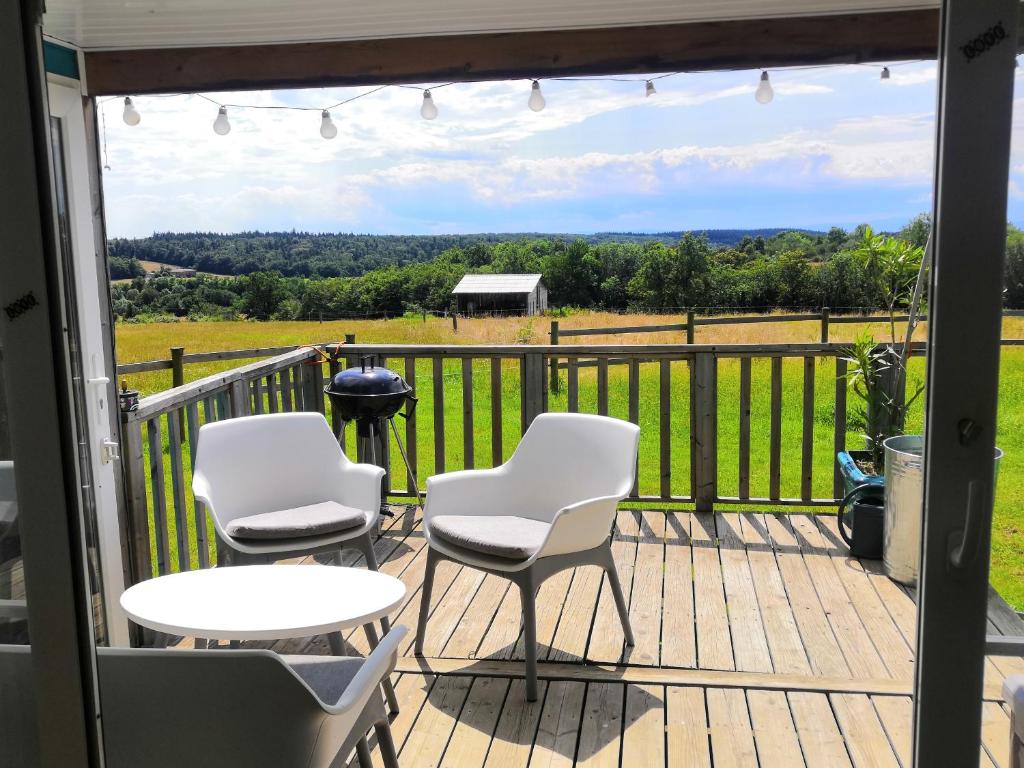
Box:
452 274 544 294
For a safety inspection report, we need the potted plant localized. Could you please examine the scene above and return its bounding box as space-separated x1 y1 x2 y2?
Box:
836 228 926 493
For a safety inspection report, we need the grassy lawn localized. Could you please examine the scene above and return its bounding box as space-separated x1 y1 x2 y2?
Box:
116 312 1024 609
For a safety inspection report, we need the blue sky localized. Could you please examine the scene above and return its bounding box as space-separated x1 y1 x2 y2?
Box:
99 61 1024 238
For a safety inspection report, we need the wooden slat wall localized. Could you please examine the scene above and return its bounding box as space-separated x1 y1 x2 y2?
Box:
166 410 189 572
146 417 169 576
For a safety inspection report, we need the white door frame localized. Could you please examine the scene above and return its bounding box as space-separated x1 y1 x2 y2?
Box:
913 0 1018 763
48 80 130 647
1 2 101 763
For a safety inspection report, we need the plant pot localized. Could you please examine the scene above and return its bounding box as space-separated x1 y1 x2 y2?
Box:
836 449 884 496
880 436 1004 586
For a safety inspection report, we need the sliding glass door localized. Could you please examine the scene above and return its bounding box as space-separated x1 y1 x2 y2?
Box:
914 0 1019 763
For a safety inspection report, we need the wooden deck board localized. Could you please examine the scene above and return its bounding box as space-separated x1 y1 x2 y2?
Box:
661 512 697 668
586 512 640 664
528 680 586 768
748 689 806 767
692 512 735 671
620 684 666 766
169 506 1021 768
716 513 773 673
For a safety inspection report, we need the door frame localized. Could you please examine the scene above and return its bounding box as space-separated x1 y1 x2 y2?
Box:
913 0 1019 763
48 79 130 647
0 1 102 764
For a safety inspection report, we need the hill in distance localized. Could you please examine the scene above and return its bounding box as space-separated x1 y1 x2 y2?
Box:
107 228 825 280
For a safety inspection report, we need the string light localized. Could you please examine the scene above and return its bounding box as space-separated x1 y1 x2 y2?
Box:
319 109 338 139
420 90 438 120
528 80 546 112
213 106 231 135
109 62 924 138
122 97 141 126
755 71 774 104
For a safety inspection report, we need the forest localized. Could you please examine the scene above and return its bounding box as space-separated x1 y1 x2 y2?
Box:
107 215 1024 321
106 228 809 281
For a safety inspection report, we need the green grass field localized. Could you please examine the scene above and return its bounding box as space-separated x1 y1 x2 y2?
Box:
116 312 1024 609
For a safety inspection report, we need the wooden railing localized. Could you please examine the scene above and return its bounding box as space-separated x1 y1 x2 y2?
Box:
118 340 922 585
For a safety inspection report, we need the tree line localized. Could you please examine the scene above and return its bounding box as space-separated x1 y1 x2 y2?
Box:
107 216 1024 322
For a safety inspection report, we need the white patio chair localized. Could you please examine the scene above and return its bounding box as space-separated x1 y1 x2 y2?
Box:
1007 675 1024 768
0 625 407 768
415 412 639 700
192 412 386 571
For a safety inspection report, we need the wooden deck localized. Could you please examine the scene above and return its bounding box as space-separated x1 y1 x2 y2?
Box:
183 505 1024 767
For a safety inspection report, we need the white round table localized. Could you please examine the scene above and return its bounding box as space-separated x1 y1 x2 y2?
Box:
120 564 406 641
121 564 407 713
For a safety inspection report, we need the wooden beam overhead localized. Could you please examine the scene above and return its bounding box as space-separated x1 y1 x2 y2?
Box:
84 9 944 96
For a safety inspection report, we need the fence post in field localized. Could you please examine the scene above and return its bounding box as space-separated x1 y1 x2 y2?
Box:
521 351 546 431
820 307 830 343
170 346 185 431
686 311 695 344
549 320 560 393
691 351 717 513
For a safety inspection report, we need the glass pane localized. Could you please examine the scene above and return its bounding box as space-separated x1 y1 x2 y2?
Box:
49 116 107 645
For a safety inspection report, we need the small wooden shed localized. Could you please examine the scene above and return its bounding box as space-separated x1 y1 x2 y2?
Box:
452 274 548 315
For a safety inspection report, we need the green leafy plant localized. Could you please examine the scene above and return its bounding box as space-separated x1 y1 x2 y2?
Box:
842 332 925 472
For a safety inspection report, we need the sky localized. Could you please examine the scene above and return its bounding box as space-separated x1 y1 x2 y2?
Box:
98 61 1024 238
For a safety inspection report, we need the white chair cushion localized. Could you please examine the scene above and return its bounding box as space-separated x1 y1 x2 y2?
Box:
429 515 550 560
225 501 367 540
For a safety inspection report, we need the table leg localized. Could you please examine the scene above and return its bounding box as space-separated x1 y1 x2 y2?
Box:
363 622 400 715
328 631 345 655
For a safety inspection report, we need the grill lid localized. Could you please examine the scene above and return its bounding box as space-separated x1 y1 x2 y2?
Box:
326 356 411 397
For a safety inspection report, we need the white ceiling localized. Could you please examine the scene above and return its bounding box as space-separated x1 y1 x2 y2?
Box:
42 0 938 51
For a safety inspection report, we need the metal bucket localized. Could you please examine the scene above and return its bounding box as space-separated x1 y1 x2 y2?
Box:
882 435 924 585
882 435 1003 585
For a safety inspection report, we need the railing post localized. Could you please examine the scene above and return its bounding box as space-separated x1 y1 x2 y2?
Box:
228 379 250 418
820 307 830 343
686 311 696 344
691 351 717 514
549 320 560 393
120 414 154 645
521 351 546 430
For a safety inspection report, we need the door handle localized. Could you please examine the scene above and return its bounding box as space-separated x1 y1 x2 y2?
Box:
948 480 986 570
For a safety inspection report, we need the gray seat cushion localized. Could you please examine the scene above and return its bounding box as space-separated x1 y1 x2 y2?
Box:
225 501 367 541
283 655 365 705
429 515 550 560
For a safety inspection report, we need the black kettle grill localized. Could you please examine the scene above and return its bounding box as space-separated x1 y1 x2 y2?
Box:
324 355 420 499
324 355 416 437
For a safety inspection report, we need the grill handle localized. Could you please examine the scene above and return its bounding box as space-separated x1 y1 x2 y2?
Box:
359 354 378 372
398 394 419 419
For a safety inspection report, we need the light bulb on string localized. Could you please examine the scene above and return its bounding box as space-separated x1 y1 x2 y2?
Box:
319 110 338 139
528 80 546 112
420 90 438 120
755 71 774 104
122 97 141 126
213 106 231 136
880 67 891 81
645 80 657 97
